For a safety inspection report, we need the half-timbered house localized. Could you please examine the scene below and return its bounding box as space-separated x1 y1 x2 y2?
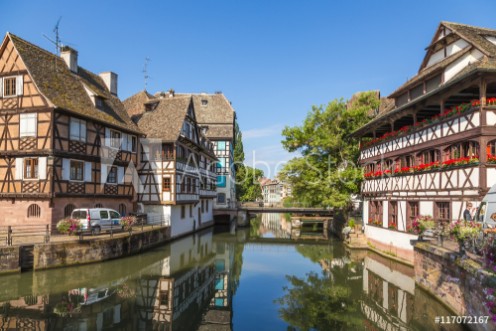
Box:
352 22 496 262
0 32 142 227
124 92 218 238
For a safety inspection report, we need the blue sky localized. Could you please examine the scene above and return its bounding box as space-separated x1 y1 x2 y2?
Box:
2 0 496 177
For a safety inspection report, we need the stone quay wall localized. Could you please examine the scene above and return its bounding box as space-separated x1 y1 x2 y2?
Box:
414 242 496 331
0 246 20 274
33 227 171 270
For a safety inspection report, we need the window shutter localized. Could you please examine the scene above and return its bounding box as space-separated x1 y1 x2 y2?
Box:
128 135 133 152
84 162 92 182
15 158 23 180
16 75 23 96
0 78 3 98
62 159 70 180
38 157 47 180
118 166 125 184
70 118 79 140
105 127 110 146
121 133 128 151
81 121 87 142
101 164 107 183
19 115 27 137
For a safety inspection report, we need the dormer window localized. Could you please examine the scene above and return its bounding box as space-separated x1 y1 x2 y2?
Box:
201 99 208 106
95 96 104 109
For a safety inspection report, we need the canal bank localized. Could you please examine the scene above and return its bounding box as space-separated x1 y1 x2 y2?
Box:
0 220 215 274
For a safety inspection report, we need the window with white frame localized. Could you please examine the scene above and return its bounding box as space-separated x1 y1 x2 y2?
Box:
19 113 37 137
110 130 121 148
1 75 23 98
70 118 86 142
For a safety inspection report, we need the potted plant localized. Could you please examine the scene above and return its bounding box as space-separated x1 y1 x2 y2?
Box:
56 218 81 235
412 215 435 240
120 216 137 234
449 220 482 255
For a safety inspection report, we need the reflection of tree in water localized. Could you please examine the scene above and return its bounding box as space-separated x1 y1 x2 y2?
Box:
275 272 361 331
249 215 263 238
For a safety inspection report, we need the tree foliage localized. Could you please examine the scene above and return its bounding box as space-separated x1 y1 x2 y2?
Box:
279 91 379 208
233 121 264 202
237 165 264 202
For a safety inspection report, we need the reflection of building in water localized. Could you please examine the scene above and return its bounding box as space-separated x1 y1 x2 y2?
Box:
360 253 464 331
0 296 48 330
197 239 236 330
258 213 290 239
135 229 216 331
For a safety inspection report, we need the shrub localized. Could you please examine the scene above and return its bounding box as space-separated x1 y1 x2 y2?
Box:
348 218 355 228
120 216 137 231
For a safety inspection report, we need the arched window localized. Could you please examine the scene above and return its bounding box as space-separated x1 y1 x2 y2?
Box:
64 204 76 217
27 204 41 218
95 203 103 208
119 203 126 216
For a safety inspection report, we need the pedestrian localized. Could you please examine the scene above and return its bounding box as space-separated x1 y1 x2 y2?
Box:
463 202 473 221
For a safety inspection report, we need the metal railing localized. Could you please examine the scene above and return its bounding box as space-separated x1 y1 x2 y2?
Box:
0 224 50 246
0 215 171 246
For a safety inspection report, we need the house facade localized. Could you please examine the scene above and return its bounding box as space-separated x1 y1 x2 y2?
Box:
124 92 217 238
261 178 283 205
192 93 237 209
0 33 141 228
353 22 496 262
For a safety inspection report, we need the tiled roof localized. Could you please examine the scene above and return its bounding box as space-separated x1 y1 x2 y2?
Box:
122 90 154 119
191 93 235 124
442 21 496 56
135 95 192 141
7 33 141 134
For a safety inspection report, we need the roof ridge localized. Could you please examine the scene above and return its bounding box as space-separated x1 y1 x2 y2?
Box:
7 32 63 62
442 21 496 33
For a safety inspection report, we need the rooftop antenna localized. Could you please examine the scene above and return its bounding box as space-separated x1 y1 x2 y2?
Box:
143 57 151 91
43 17 63 55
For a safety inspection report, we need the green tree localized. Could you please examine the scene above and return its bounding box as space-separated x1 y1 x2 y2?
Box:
234 121 245 168
237 165 264 202
279 91 379 208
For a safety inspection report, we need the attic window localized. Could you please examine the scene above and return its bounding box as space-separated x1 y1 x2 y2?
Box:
201 99 208 106
1 75 23 98
95 97 104 109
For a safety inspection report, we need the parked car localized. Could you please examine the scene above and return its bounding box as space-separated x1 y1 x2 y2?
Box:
71 208 122 235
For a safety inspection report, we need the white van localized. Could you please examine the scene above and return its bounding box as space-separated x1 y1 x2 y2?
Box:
71 208 122 235
474 186 496 229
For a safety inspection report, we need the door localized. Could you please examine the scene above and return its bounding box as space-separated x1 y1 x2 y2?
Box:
99 210 110 230
109 210 121 228
198 208 202 225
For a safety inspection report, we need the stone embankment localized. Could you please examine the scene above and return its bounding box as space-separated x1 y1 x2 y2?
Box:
1 226 171 273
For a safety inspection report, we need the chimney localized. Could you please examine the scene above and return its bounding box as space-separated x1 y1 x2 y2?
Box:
99 72 118 96
60 46 78 73
168 88 175 98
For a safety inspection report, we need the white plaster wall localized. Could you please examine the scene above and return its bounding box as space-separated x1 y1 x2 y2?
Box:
419 201 433 217
426 49 445 67
170 204 197 238
201 198 214 224
444 49 483 82
488 168 496 188
487 111 496 126
452 201 463 221
365 225 417 251
363 200 369 223
144 205 171 224
382 202 388 227
486 36 496 46
446 39 469 56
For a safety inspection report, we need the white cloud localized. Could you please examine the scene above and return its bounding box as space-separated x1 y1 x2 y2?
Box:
243 124 284 139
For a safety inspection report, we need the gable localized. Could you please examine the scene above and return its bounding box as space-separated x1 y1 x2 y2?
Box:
0 35 49 110
420 25 471 71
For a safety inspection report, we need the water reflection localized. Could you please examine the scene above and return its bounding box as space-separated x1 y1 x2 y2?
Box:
0 214 469 330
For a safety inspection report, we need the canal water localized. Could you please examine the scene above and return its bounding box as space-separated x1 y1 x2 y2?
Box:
0 213 466 330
